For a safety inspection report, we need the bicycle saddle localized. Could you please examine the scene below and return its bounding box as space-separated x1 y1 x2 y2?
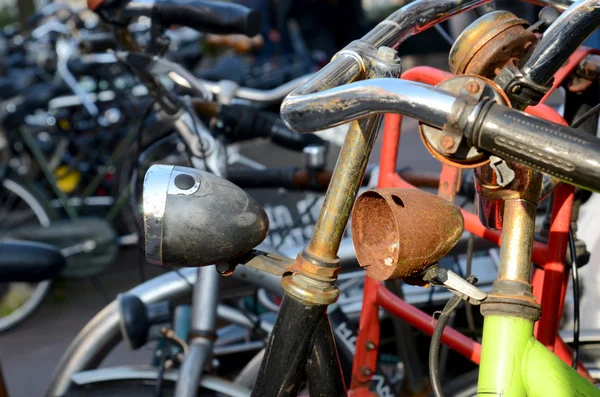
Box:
0 240 66 283
7 217 118 278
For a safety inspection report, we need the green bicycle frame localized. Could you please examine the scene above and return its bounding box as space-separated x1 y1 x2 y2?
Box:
475 178 600 396
478 315 600 396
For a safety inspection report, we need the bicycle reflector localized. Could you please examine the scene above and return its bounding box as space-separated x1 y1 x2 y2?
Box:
142 165 269 267
351 188 464 283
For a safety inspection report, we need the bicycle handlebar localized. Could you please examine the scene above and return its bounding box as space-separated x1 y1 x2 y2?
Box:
279 0 600 192
289 0 494 99
468 102 600 192
90 0 261 37
215 104 328 152
281 79 456 132
284 0 576 118
282 77 600 192
201 74 312 105
521 0 600 87
115 51 310 104
150 0 262 37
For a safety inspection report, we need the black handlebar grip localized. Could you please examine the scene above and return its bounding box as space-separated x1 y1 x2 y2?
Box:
153 0 262 36
217 104 328 152
269 120 329 152
473 103 600 193
228 168 298 190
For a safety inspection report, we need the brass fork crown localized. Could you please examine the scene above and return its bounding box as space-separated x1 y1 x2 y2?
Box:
480 280 541 321
282 249 341 305
281 272 340 306
289 248 341 281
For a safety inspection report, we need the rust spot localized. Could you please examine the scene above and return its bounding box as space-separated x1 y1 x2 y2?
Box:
441 135 455 151
466 81 481 94
351 189 464 282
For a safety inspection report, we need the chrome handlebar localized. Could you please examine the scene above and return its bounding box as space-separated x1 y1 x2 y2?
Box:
285 75 600 192
280 0 600 192
284 0 587 109
281 0 582 120
281 79 456 132
145 54 312 104
200 74 312 105
86 51 309 105
289 0 494 100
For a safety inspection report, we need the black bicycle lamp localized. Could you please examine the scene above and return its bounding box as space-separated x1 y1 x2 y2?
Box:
143 165 269 267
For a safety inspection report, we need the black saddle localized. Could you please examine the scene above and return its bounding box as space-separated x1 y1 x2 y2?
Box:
0 240 66 283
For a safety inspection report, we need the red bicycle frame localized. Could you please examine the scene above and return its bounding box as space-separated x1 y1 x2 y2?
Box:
349 47 598 395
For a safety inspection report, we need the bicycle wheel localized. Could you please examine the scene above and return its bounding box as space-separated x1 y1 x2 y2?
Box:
0 172 58 332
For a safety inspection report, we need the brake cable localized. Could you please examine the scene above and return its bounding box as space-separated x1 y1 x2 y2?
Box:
464 231 478 340
568 228 580 369
429 275 478 397
571 102 600 129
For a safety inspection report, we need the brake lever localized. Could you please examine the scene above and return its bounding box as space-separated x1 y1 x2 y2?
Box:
423 265 487 305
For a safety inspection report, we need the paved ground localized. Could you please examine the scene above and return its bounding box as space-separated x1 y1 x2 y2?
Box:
0 248 163 397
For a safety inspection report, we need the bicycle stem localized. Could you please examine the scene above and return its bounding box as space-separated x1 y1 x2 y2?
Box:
496 185 541 284
475 172 600 395
475 166 542 395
